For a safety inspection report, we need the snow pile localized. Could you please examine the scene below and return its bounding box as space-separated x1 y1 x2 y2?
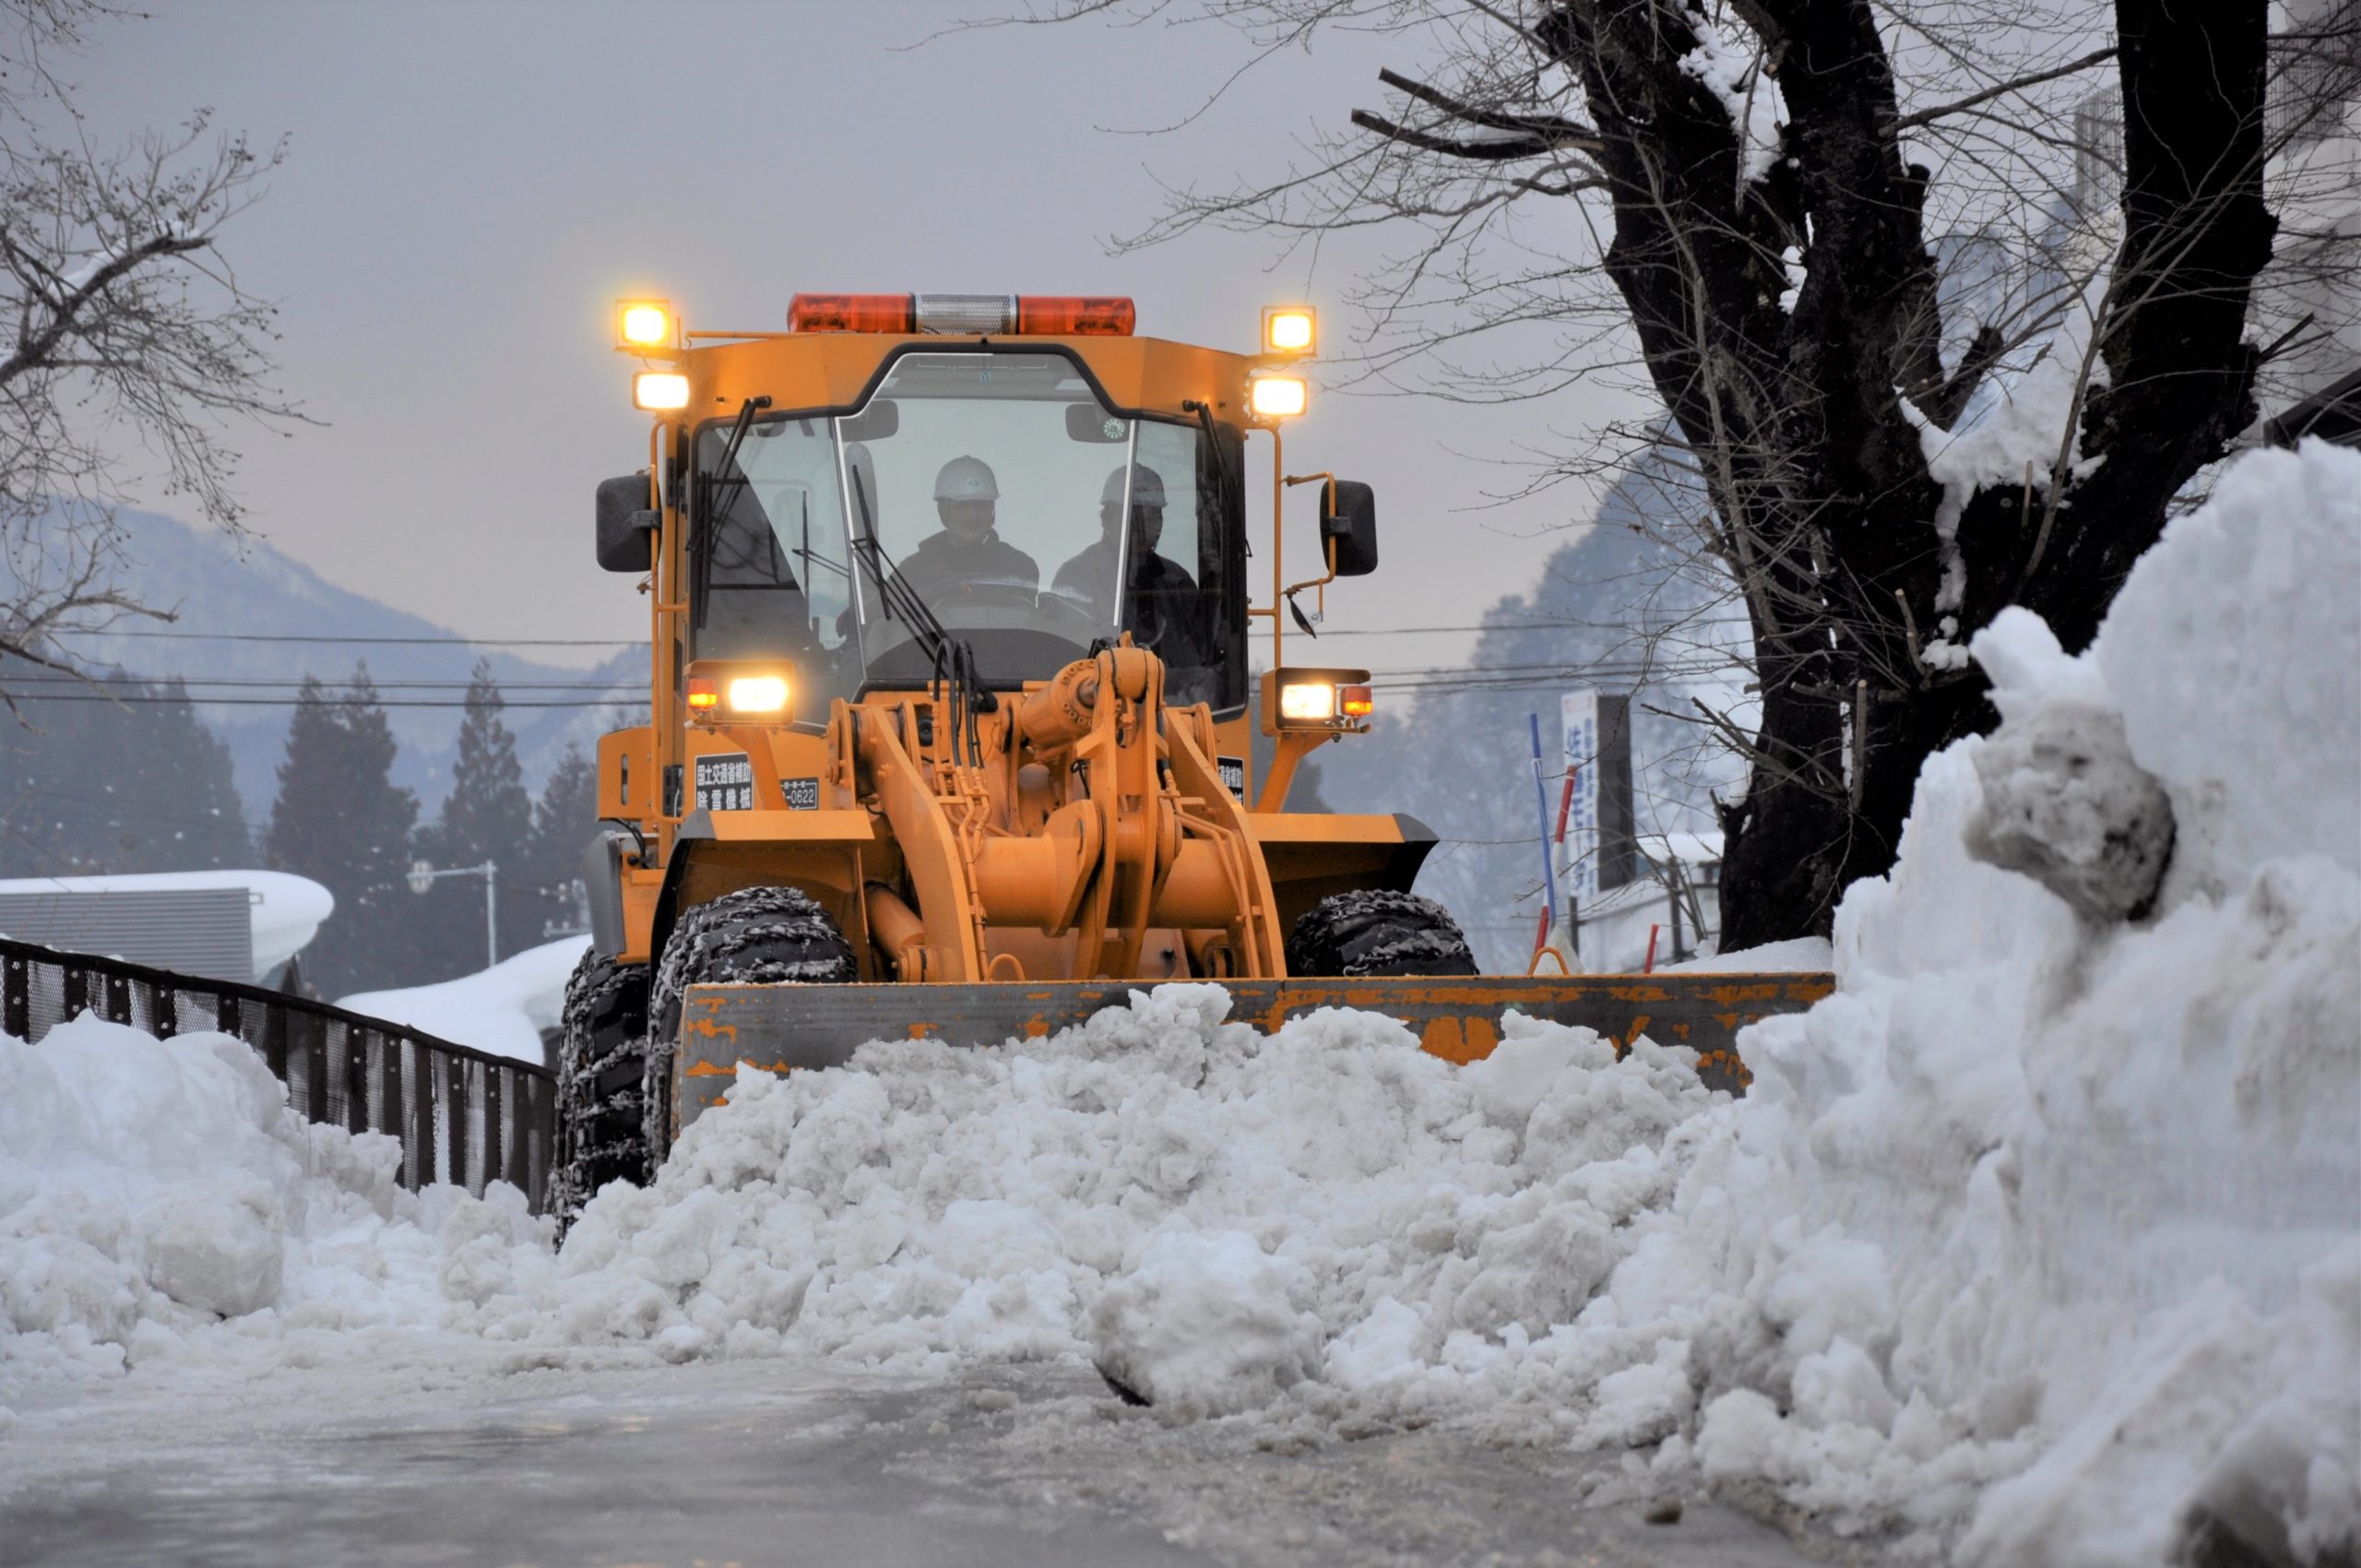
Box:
339 934 588 1064
523 987 1722 1414
0 1016 546 1401
1655 441 2360 1561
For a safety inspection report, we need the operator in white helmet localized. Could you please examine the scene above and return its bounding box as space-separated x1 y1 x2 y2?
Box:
899 455 1039 598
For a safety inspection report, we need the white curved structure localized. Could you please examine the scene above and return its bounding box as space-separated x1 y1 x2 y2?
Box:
0 870 334 980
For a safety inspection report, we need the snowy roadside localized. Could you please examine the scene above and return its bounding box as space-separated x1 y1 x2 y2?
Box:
338 934 588 1063
4 443 2355 1565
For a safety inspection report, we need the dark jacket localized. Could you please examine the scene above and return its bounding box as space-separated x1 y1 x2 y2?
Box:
898 529 1040 597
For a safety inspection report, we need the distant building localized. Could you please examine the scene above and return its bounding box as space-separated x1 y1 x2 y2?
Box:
0 871 333 984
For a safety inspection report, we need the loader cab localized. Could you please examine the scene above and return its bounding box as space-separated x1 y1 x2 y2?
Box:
685 343 1250 714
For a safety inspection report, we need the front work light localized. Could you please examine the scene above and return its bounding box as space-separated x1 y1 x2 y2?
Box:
617 299 673 350
1262 306 1316 355
726 675 789 714
1278 681 1336 721
1249 374 1309 420
634 372 691 410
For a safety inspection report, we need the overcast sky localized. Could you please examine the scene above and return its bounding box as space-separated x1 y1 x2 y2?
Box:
74 0 1642 680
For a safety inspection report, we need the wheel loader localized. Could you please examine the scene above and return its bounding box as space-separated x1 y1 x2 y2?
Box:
559 291 1828 1211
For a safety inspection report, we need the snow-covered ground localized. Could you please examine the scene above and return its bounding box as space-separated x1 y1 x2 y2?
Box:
3 443 2355 1566
337 935 587 1063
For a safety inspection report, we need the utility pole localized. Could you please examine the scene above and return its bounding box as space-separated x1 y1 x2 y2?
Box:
407 859 498 970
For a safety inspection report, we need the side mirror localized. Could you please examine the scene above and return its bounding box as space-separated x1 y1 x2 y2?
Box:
596 472 659 573
1320 480 1378 576
839 399 900 443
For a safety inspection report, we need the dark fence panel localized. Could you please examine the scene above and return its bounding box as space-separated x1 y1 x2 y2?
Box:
0 935 556 1214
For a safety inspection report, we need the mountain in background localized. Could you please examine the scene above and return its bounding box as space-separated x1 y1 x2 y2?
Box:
1317 446 1748 970
11 507 646 826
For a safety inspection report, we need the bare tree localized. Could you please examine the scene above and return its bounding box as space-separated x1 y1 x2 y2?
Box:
0 0 296 708
1022 0 2352 944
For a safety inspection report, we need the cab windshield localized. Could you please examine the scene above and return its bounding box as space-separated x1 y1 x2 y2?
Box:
691 349 1242 710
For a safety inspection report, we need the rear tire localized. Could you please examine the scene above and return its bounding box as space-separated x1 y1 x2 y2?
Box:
644 886 860 1163
1286 889 1479 978
553 949 650 1221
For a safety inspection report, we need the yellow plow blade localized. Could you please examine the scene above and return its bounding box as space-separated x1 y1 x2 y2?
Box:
671 974 1833 1135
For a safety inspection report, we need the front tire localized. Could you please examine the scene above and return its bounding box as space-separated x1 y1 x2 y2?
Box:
644 886 859 1164
1286 890 1479 978
553 949 651 1221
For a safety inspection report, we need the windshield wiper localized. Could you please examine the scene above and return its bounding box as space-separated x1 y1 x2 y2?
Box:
692 396 772 625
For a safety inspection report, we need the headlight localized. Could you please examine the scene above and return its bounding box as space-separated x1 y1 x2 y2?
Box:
727 675 789 714
634 372 691 410
1278 682 1335 721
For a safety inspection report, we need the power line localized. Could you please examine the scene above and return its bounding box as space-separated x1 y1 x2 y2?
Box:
0 693 636 709
1 672 635 691
51 630 643 647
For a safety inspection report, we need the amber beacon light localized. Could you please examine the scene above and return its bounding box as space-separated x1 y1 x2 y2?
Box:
788 292 1135 337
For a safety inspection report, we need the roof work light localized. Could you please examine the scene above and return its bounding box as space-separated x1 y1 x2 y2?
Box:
633 372 691 411
1249 373 1309 420
617 300 674 351
1262 305 1316 356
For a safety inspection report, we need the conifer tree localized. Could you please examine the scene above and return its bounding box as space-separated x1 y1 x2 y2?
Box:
420 659 533 969
265 666 422 994
523 741 599 942
145 678 251 869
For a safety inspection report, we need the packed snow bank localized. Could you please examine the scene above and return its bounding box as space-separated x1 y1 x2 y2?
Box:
0 1016 546 1400
338 935 588 1064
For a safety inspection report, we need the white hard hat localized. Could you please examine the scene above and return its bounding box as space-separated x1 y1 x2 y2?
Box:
1101 463 1167 507
935 456 999 502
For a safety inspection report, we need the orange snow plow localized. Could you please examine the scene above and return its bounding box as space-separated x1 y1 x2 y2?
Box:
555 290 1821 1210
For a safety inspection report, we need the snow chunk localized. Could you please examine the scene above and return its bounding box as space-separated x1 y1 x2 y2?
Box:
1964 698 2175 922
1090 1230 1322 1415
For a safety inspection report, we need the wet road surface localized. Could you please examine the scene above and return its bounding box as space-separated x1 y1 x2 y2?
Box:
0 1353 1875 1567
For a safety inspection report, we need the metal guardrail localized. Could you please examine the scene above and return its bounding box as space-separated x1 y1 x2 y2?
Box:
0 934 557 1214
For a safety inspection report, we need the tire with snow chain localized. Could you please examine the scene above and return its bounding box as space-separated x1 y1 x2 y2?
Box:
553 948 651 1220
1286 889 1479 979
644 886 859 1164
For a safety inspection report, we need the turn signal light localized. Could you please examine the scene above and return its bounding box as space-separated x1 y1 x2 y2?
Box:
1339 684 1373 718
634 372 691 410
